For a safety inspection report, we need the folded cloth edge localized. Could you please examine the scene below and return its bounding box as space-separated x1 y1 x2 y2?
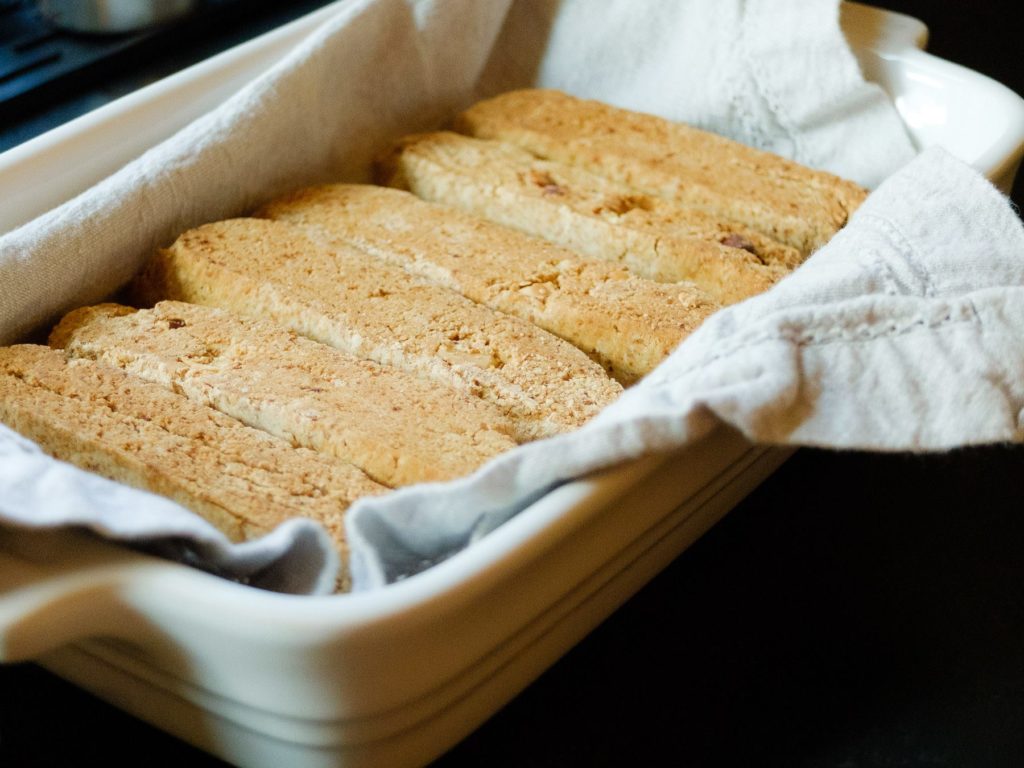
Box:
345 148 1024 590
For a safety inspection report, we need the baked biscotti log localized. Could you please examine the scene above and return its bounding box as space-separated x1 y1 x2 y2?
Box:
258 184 718 384
454 89 869 256
131 218 621 442
377 131 785 305
51 302 518 487
0 344 386 557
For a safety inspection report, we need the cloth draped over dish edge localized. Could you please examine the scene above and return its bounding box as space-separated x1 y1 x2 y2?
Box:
5 0 1010 594
348 146 1024 587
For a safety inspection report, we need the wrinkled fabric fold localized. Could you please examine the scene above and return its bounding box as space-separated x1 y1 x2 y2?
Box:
0 424 340 594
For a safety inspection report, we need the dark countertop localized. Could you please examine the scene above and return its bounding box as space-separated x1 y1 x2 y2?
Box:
1 2 1023 766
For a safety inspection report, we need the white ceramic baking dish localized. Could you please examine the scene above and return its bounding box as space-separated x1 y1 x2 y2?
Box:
1 3 1023 768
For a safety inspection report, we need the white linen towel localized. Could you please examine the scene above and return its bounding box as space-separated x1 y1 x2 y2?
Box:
347 147 1024 587
4 0 1012 594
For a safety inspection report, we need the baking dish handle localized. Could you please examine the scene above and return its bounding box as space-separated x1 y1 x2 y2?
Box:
0 530 139 662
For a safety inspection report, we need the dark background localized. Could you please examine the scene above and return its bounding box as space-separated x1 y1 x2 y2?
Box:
2 1 1023 765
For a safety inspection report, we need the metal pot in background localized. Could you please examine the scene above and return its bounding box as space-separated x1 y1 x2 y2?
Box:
38 0 199 34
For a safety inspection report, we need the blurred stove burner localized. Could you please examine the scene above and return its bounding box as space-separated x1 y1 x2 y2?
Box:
0 0 245 110
38 0 199 34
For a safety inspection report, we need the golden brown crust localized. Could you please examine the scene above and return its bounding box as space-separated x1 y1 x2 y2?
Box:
51 301 518 487
131 218 621 441
378 131 786 305
258 184 718 384
0 344 386 561
455 89 868 255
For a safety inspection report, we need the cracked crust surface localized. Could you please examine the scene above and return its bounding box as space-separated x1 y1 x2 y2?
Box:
0 344 386 561
378 131 785 305
258 184 719 384
131 218 621 442
455 89 868 255
51 301 518 487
